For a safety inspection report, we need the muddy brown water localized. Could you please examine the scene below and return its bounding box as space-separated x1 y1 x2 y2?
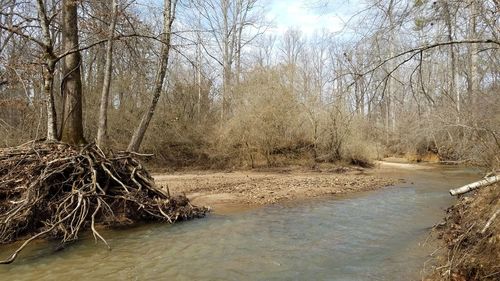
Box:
0 165 481 280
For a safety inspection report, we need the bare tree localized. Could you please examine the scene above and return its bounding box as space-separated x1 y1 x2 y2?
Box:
0 1 60 141
279 28 304 97
0 0 497 171
192 0 266 119
36 0 58 141
127 0 178 152
440 0 460 116
97 0 119 147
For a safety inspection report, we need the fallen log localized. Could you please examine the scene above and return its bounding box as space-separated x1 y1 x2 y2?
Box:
449 175 500 196
0 141 208 264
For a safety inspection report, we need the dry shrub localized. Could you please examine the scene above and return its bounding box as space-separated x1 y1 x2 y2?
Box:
386 110 423 156
341 139 376 167
3 65 381 170
205 67 378 169
0 100 46 147
339 118 377 167
315 104 352 162
210 67 310 168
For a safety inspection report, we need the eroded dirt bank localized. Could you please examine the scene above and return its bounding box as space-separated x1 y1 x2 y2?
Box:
154 166 399 213
428 183 499 281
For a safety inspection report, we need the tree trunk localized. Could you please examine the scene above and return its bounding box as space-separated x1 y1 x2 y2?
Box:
97 0 118 147
442 1 460 117
221 0 231 120
387 1 396 135
127 0 176 152
196 30 203 119
60 0 85 145
196 14 203 119
467 1 478 107
43 62 58 141
36 0 58 141
449 176 500 196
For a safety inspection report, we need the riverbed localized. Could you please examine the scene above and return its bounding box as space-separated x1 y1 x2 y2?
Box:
0 165 481 280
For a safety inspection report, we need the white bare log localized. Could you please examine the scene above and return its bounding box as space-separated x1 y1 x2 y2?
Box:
480 209 499 234
449 176 500 196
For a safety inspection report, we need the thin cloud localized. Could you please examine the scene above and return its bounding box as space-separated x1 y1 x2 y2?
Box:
267 0 361 36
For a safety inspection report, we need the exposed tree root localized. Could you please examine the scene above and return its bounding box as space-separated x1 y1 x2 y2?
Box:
0 141 208 264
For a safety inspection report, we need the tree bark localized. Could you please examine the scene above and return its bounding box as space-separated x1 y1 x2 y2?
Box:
467 1 478 107
60 0 85 145
449 176 500 196
386 0 396 135
441 1 460 116
196 22 203 119
42 62 58 141
96 0 119 147
221 0 231 120
127 0 176 152
36 0 58 141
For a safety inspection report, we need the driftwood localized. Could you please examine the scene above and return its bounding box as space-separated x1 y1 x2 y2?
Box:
0 141 208 264
449 175 500 196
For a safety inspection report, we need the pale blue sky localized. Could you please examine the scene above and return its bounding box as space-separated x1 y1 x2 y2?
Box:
267 0 363 35
136 0 364 36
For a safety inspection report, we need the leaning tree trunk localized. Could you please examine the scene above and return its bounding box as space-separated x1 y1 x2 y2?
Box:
60 0 85 145
127 0 176 152
96 0 119 147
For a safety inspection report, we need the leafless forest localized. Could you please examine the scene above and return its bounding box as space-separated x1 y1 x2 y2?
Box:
0 0 498 170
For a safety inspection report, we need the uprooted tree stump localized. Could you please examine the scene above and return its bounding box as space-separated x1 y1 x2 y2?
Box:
0 141 208 264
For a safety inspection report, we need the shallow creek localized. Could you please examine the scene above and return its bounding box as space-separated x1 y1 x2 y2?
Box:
0 165 481 280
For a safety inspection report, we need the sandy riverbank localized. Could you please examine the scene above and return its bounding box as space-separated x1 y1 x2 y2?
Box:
154 164 401 213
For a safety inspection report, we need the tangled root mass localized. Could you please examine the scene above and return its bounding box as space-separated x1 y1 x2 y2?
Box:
0 141 208 264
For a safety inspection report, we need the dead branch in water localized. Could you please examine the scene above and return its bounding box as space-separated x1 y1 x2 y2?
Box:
0 141 208 264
